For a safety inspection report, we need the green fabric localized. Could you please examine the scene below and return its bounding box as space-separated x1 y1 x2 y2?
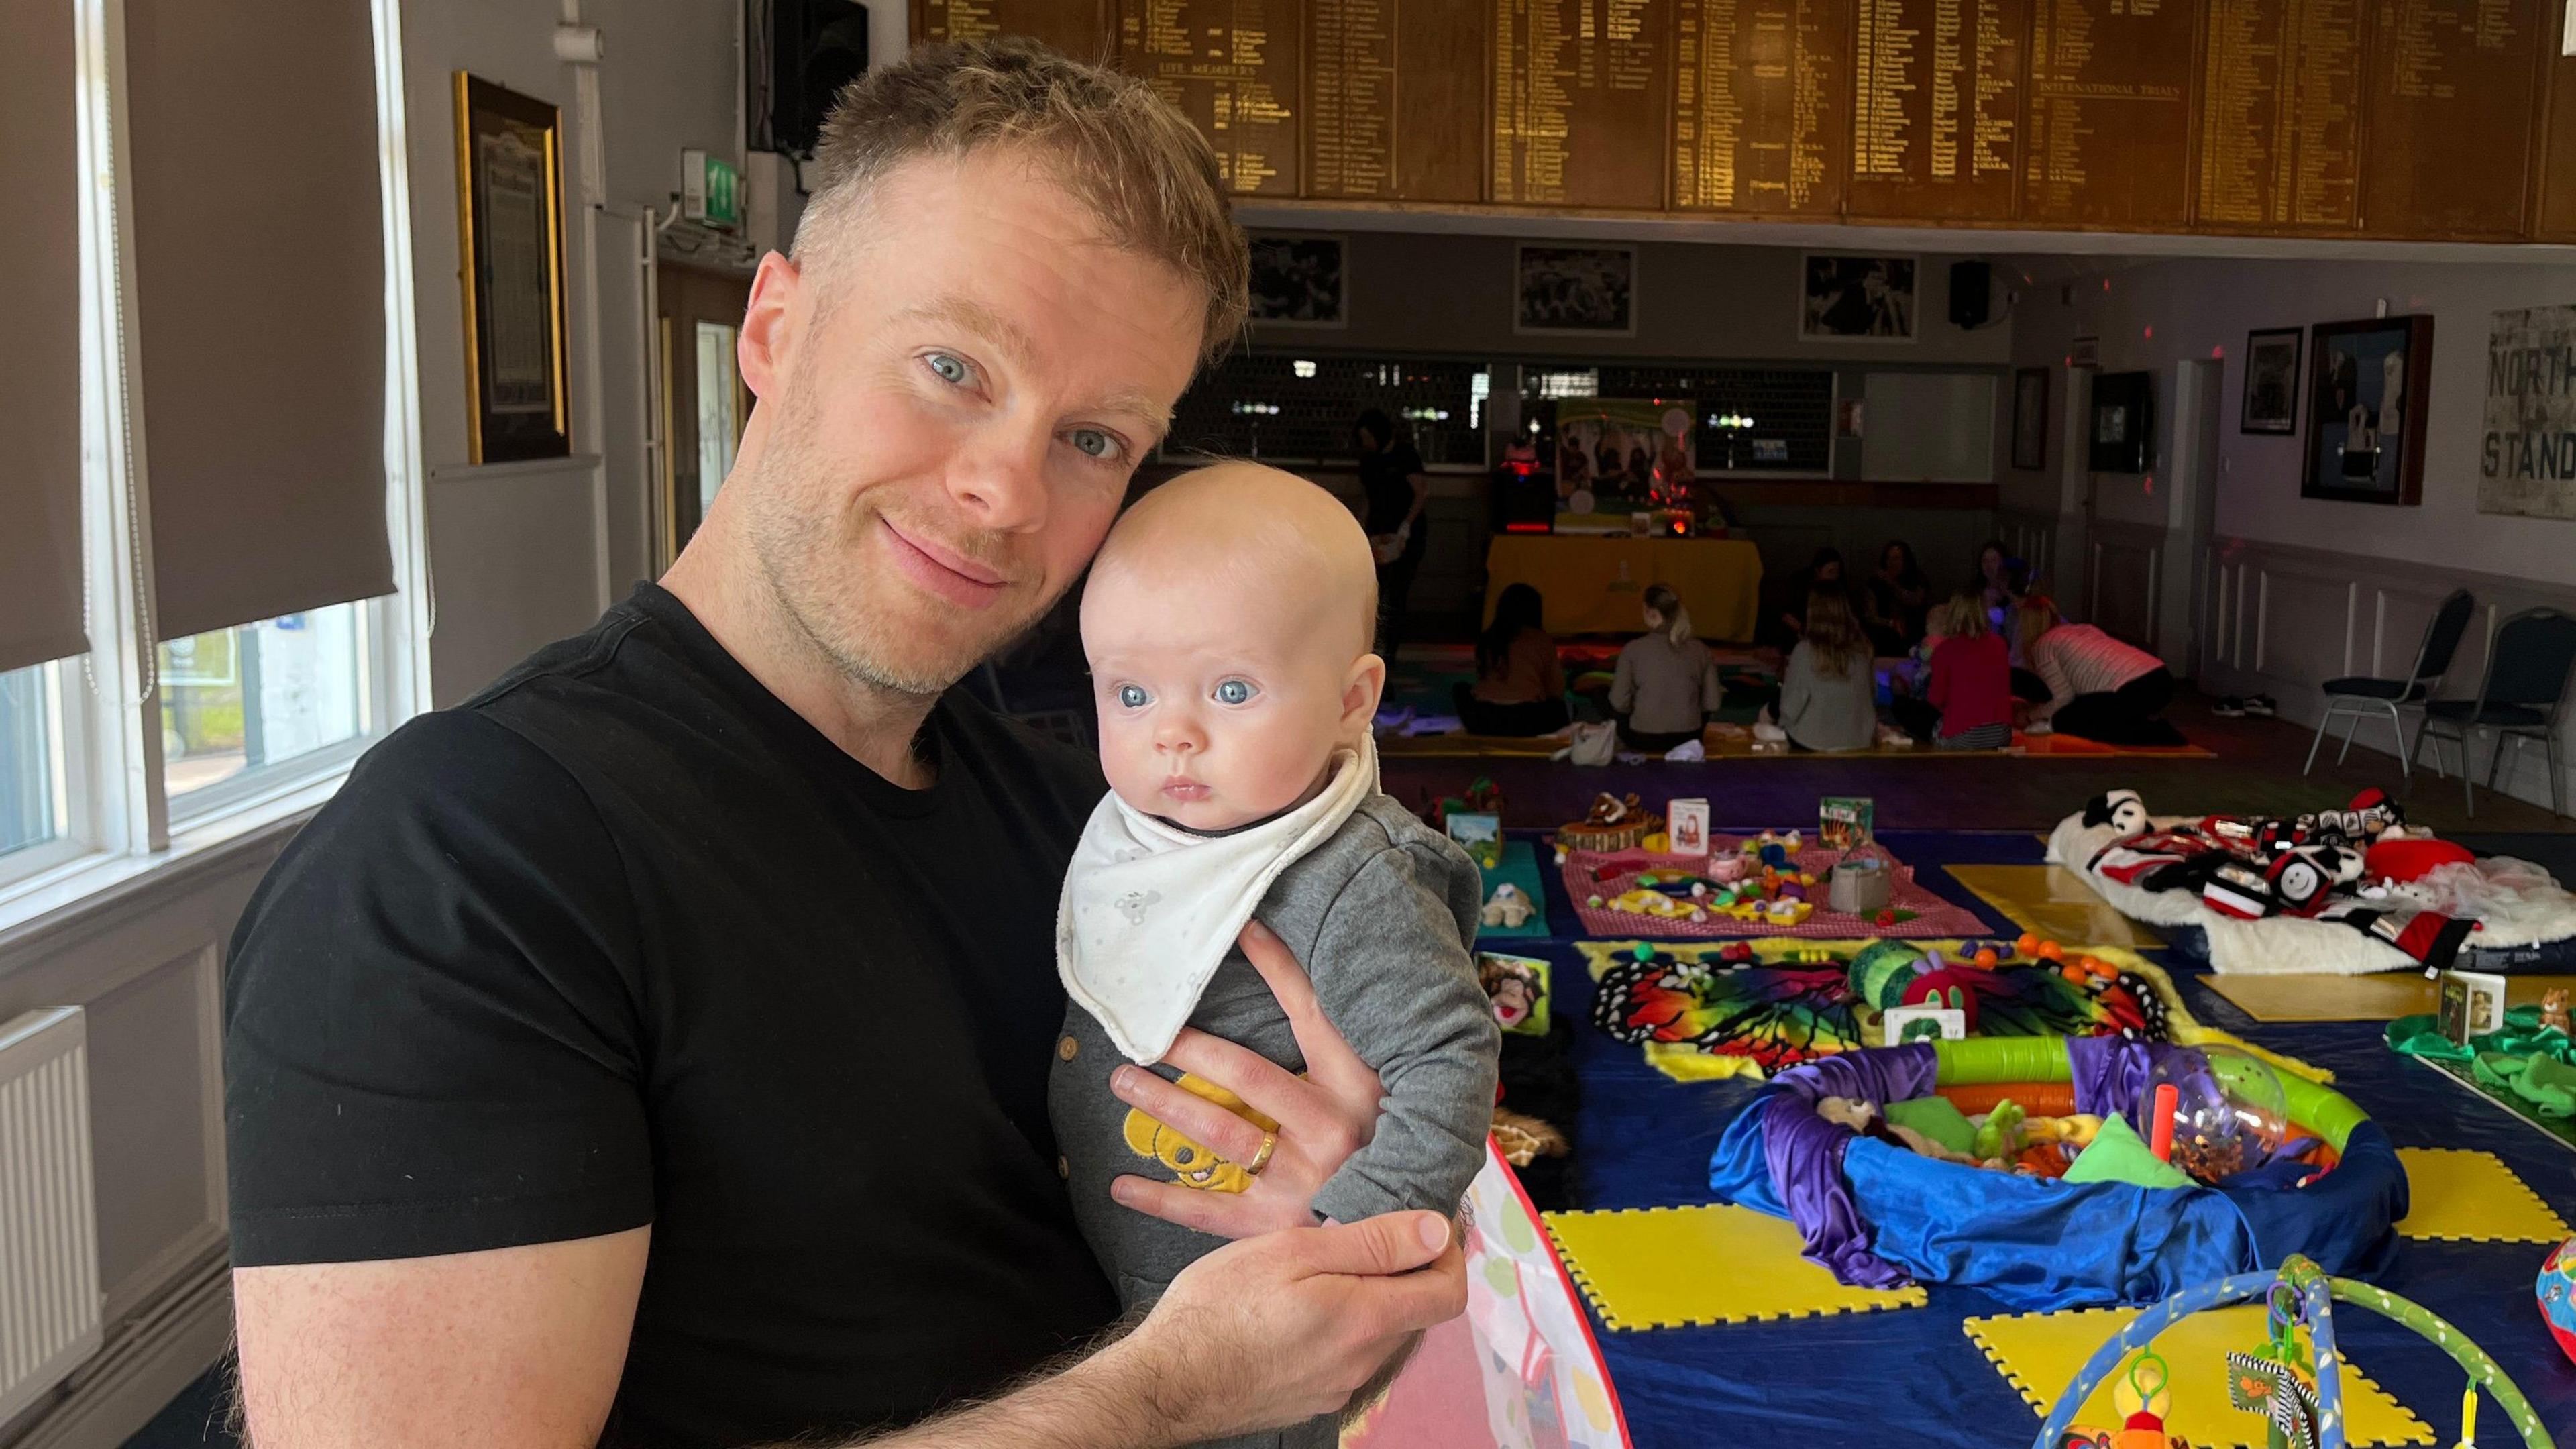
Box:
2394 1006 2576 1118
1885 1094 1976 1156
2062 1111 2196 1190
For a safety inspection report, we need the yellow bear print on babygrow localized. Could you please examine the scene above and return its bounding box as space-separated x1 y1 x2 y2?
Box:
1120 1071 1281 1194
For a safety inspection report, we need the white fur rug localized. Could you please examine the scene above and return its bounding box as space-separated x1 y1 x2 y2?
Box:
2044 813 2576 975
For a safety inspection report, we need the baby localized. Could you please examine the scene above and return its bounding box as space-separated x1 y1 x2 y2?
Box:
1051 462 1500 1449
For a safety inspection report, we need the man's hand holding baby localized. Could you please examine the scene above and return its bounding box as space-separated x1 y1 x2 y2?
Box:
1108 922 1380 1237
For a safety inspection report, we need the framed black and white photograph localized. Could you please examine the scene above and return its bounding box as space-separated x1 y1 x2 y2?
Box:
1801 254 1916 341
455 72 570 464
2241 327 2302 435
1246 233 1345 327
2304 315 2434 506
2011 367 2049 470
1515 244 1635 336
2089 371 2154 474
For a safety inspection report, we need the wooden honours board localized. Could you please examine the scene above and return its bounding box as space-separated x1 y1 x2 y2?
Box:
2361 0 2546 239
1672 0 1849 216
2195 0 2366 229
1846 0 2028 220
908 0 2572 241
1493 0 1674 209
1305 0 1486 201
2023 0 2201 229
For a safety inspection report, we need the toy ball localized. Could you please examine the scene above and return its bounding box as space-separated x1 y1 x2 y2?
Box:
1971 948 1999 969
2017 932 2042 956
2540 1237 2576 1364
2137 1046 2289 1181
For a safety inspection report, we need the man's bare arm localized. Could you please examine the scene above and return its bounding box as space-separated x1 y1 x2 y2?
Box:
234 1213 1465 1449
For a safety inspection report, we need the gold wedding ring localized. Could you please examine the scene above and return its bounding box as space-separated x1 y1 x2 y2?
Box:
1244 1131 1278 1177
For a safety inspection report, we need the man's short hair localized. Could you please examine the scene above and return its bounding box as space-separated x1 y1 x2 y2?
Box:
795 37 1250 364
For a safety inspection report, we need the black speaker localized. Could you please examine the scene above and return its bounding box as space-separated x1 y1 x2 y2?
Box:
767 0 869 158
1949 260 1991 329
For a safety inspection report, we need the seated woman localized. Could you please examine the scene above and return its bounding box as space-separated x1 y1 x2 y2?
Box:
1764 547 1846 651
2020 596 2185 745
1893 590 2011 750
1611 584 1723 752
1778 586 1880 752
1454 583 1569 736
1863 540 1930 655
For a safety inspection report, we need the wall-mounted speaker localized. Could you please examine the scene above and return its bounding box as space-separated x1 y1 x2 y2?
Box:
1949 260 1991 330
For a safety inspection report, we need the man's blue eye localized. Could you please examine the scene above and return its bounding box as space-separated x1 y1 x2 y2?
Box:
1117 684 1150 708
926 353 970 385
1214 679 1257 705
1071 428 1119 460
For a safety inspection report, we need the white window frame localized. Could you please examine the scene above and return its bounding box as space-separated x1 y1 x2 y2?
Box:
0 0 429 931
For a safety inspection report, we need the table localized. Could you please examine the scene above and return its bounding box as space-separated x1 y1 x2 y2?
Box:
1483 535 1764 639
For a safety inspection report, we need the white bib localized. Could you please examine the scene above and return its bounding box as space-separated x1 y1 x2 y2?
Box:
1057 737 1378 1063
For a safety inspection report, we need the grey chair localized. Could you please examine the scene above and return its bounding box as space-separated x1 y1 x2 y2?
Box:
2304 589 2473 777
2411 606 2576 818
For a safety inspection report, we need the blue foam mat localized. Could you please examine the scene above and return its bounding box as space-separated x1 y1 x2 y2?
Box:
1498 828 2576 1448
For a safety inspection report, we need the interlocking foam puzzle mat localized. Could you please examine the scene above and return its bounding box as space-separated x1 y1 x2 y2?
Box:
2393 1146 2573 1242
1963 1304 2432 1448
2204 971 2576 1023
1945 863 2164 949
1540 1203 1925 1330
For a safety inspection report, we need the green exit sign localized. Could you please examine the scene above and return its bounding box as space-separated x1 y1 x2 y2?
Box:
682 148 740 228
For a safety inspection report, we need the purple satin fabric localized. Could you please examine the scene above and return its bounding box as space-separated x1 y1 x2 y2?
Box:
1756 1044 1940 1288
2066 1036 2191 1120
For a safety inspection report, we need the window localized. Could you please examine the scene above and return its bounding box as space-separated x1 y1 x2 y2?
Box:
0 661 68 861
158 601 374 814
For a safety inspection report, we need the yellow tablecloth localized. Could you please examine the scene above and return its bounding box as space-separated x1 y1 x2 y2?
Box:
1484 535 1764 639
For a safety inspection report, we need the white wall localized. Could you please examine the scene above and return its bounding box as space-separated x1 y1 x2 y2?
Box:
2009 255 2576 584
404 0 751 706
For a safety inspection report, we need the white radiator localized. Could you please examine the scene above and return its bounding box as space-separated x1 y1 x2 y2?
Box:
0 1008 101 1428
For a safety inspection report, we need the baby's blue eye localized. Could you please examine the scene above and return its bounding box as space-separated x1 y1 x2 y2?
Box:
1214 678 1258 705
925 352 971 385
1116 684 1150 709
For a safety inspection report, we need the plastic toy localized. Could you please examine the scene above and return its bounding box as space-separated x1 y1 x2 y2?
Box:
1481 883 1536 929
2060 1350 2184 1449
2541 1237 2576 1365
1606 888 1706 922
2035 1255 2557 1448
2138 1045 2292 1183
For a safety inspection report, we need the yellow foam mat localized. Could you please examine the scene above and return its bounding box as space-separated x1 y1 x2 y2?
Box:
1540 1203 1925 1330
2395 1147 2573 1242
1947 863 2162 949
2204 971 2576 1024
1965 1304 2432 1448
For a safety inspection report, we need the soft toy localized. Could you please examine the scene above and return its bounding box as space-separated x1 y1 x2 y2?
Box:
2082 788 2151 839
2545 989 2572 1038
2062 1113 2195 1189
1884 1095 1978 1157
1972 1099 2027 1160
1481 883 1535 928
1559 792 1662 851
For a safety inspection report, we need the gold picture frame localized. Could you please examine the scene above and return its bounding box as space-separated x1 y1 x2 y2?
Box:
454 73 570 463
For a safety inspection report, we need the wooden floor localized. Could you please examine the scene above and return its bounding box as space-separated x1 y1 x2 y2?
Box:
1378 691 2574 837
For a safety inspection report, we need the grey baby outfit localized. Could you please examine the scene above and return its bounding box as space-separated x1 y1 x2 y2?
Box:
1048 794 1500 1449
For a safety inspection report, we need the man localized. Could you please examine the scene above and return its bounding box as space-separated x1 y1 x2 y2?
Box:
223 39 1463 1449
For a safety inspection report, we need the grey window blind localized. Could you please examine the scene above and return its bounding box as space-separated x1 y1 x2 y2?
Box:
0 0 87 674
125 0 394 642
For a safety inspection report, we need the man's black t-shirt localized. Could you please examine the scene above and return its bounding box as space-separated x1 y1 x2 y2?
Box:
223 584 1120 1447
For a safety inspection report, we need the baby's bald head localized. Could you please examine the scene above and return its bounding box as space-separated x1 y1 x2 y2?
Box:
1081 461 1387 828
1087 461 1378 657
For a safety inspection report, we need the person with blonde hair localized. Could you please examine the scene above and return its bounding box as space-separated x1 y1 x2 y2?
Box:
1610 583 1723 751
1894 588 2012 749
1777 586 1880 751
2020 594 2184 744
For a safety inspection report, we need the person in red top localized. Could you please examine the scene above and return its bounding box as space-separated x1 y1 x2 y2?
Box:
1897 590 2012 749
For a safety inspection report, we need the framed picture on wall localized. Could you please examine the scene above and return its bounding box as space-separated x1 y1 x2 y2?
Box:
1800 254 1916 341
2302 315 2434 506
1246 233 1345 327
455 73 571 464
2241 327 2302 434
2089 371 2154 474
2011 367 2049 470
1515 244 1635 335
